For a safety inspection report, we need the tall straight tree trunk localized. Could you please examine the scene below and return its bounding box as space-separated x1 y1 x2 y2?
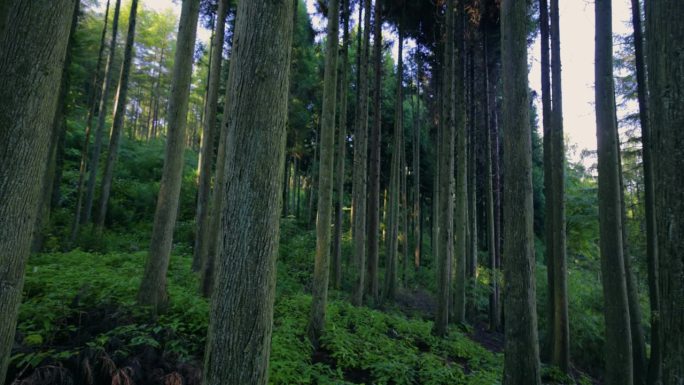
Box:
630 1 661 382
549 0 569 372
453 0 467 325
84 0 122 224
194 0 229 272
400 132 409 285
645 1 684 382
412 55 422 269
539 0 555 361
434 0 455 337
367 0 382 304
332 0 350 290
595 1 634 383
72 0 112 242
201 0 293 382
0 1 76 380
385 30 403 302
500 0 542 383
138 0 201 313
97 0 140 230
466 40 478 320
309 0 339 346
482 25 498 332
351 0 371 307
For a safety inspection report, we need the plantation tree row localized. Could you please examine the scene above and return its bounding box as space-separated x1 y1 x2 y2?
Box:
0 0 682 384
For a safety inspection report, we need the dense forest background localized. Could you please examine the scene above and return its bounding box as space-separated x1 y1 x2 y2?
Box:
0 0 682 384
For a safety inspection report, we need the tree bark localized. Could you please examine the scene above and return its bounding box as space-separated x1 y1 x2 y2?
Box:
309 0 339 346
412 54 422 269
84 0 122 224
367 0 382 304
595 1 634 383
0 1 76 380
97 0 140 230
501 0 542 383
645 0 684 383
194 0 229 273
351 0 371 307
138 0 200 313
332 0 350 290
434 0 455 337
201 0 293 382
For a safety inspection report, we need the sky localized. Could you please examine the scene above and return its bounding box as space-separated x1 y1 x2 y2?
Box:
101 0 636 159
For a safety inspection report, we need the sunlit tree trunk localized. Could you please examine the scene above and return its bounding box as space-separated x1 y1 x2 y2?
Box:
138 0 200 313
0 1 76 380
501 0 542 383
201 0 293 382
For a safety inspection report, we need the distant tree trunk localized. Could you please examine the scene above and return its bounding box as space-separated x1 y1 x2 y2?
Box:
308 0 339 346
84 0 122 224
453 0 467 325
500 0 542 383
412 55 422 269
351 0 371 307
629 0 661 382
490 30 503 331
72 0 112 242
549 0 569 372
97 0 140 230
466 38 478 321
595 1 634 383
0 1 76 380
367 0 382 304
201 0 293 383
138 0 200 313
194 0 229 272
308 128 318 225
645 0 684 383
434 0 455 337
385 29 403 302
332 0 350 290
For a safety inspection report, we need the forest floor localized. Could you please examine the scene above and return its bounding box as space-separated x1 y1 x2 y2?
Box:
7 219 592 385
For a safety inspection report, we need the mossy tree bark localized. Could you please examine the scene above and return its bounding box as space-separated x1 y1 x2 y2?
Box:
595 1 634 384
138 0 200 313
194 0 229 273
352 0 371 307
645 0 684 383
0 0 76 380
308 0 339 346
97 0 140 230
201 0 293 383
500 0 542 383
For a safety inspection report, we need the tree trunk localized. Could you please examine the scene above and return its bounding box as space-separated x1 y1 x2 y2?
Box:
453 0 467 325
434 0 455 337
595 1 634 383
412 55 422 269
194 0 229 272
97 0 140 230
501 0 542 383
466 39 478 321
0 1 76 380
645 0 684 382
138 0 200 313
201 0 293 382
332 0 350 290
385 29 403 302
549 0 570 372
629 0 661 382
308 0 339 346
351 0 371 307
367 0 382 305
84 0 122 224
